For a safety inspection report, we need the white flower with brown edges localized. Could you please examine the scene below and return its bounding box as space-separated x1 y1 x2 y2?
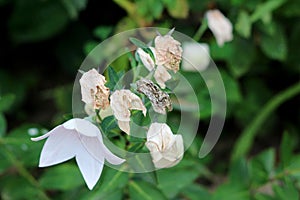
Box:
79 68 110 110
110 89 146 134
31 118 125 190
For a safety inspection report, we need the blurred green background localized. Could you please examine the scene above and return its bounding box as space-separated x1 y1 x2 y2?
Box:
0 0 300 199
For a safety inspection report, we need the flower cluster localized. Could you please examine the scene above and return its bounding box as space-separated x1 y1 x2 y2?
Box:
32 30 186 190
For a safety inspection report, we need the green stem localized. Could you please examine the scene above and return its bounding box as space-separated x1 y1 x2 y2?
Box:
193 19 208 41
231 81 300 162
0 139 50 200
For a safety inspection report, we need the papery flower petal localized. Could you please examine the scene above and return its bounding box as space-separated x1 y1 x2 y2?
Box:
206 9 233 47
146 123 184 169
79 68 110 110
117 120 130 135
137 48 156 71
33 126 81 167
110 89 146 134
154 65 171 89
75 146 104 190
182 42 210 72
154 32 182 73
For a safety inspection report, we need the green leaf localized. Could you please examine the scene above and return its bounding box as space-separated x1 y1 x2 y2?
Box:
157 158 204 198
181 183 212 200
40 164 84 190
105 66 124 90
212 183 250 200
250 0 286 23
0 94 15 113
9 0 69 43
0 113 6 137
273 179 299 200
93 26 113 40
235 10 252 38
229 158 250 187
61 0 88 19
259 23 287 61
129 180 167 200
249 149 275 185
165 0 189 19
100 115 118 134
85 167 129 199
280 132 295 167
129 37 149 49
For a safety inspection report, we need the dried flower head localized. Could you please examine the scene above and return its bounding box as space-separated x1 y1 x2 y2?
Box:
79 69 110 110
154 29 182 73
206 9 233 47
110 89 146 134
136 78 172 114
146 123 184 169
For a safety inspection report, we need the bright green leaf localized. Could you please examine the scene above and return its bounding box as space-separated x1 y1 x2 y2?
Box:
235 10 252 38
129 180 167 200
250 0 286 23
165 0 189 19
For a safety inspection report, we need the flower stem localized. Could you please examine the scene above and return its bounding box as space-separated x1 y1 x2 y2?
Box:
193 19 208 41
231 81 300 162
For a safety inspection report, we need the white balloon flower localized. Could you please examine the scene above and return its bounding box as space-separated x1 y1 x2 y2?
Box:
31 118 125 190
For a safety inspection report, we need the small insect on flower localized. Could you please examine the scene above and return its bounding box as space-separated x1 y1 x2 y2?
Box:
136 78 172 115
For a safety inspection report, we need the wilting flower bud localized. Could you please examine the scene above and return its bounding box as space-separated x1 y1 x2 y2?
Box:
206 9 233 47
146 123 184 169
110 89 146 134
182 42 210 72
79 69 110 110
154 30 183 73
136 47 156 71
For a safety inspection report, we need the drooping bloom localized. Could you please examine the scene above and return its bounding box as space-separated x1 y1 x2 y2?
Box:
181 42 210 72
154 65 172 89
154 30 183 73
31 118 125 190
110 89 146 134
136 47 156 71
206 9 233 47
146 123 184 169
79 68 110 110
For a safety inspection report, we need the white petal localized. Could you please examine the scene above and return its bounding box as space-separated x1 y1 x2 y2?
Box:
75 145 104 190
63 118 99 137
38 126 80 167
154 65 171 89
79 134 125 165
118 120 130 135
137 48 155 71
31 130 53 141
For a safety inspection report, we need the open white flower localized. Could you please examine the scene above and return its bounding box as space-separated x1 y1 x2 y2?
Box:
206 9 233 47
137 47 156 71
79 68 110 110
110 89 146 134
182 42 210 72
146 123 184 169
154 29 183 73
31 118 125 190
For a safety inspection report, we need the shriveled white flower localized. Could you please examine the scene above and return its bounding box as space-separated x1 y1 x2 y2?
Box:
110 89 146 134
146 123 184 169
31 118 125 190
182 42 210 72
136 47 156 71
154 65 172 89
206 9 233 47
79 68 110 110
154 29 183 73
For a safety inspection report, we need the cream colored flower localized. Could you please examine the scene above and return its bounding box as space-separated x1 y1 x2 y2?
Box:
136 47 156 71
154 30 182 73
182 42 210 71
110 89 146 134
206 9 233 47
146 123 184 169
154 65 172 89
79 69 110 110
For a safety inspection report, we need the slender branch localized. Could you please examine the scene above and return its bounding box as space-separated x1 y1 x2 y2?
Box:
231 81 300 161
